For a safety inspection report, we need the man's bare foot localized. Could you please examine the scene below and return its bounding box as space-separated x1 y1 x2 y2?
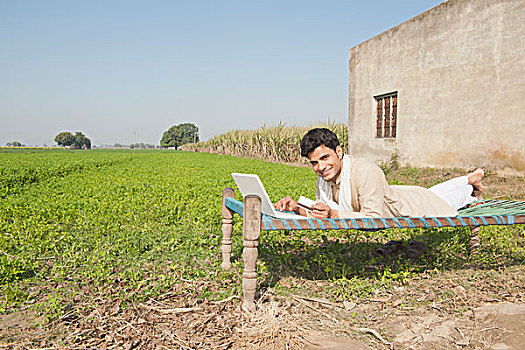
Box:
468 168 484 193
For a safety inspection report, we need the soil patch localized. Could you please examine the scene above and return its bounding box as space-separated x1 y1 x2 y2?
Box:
384 302 525 349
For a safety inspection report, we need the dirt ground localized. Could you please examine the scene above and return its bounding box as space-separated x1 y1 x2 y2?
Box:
1 266 524 349
306 300 525 350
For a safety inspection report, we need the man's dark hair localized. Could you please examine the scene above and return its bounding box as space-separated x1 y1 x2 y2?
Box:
300 128 340 157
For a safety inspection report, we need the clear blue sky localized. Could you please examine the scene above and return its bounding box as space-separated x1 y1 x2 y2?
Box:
1 0 443 146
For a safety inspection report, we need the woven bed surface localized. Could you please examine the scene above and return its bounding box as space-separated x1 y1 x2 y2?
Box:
457 199 525 216
224 198 525 231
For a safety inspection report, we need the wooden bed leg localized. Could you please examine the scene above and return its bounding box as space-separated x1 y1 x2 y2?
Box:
242 194 262 311
221 188 234 270
470 226 480 253
469 191 483 254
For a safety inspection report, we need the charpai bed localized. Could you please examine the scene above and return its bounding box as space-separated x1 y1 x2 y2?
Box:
220 187 525 310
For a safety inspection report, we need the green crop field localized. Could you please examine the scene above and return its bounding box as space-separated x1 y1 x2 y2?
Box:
1 149 524 326
0 149 318 317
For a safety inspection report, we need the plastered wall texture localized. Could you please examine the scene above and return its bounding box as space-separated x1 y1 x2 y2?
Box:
348 0 525 172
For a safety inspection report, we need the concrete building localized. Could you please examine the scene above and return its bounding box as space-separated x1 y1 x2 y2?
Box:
348 0 525 173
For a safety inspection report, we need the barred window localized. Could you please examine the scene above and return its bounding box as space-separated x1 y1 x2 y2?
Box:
375 92 397 138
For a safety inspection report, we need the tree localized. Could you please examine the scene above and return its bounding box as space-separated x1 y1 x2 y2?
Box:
73 131 91 149
9 141 22 147
160 123 199 148
54 131 91 149
55 132 75 147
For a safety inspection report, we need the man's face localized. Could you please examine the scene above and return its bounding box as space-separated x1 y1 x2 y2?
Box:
308 145 343 182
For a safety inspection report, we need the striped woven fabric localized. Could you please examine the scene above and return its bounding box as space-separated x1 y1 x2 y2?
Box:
224 198 525 231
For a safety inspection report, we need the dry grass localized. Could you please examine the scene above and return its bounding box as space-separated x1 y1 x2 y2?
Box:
0 284 325 349
237 300 317 349
182 121 348 164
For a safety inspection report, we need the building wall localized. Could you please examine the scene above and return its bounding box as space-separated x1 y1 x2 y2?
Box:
348 0 525 172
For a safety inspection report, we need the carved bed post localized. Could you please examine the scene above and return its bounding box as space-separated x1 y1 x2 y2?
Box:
469 191 483 254
221 188 234 270
242 194 262 311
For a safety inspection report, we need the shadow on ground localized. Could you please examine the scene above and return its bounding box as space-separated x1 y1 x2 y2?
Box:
256 224 524 294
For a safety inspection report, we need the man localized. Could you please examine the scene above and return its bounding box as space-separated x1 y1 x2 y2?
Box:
274 128 484 219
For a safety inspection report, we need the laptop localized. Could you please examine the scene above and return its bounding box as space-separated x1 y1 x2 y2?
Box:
231 173 310 220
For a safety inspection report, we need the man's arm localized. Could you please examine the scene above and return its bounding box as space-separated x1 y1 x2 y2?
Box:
273 196 309 216
309 202 339 219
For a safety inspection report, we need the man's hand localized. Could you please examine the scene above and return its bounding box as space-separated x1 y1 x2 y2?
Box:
310 202 339 219
274 196 298 213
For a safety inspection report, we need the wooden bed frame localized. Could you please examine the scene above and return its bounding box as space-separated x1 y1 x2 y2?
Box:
220 188 525 310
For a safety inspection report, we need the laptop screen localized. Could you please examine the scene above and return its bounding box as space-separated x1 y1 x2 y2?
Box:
231 173 279 217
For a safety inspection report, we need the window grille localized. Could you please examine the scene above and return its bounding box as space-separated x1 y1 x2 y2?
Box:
375 92 397 138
